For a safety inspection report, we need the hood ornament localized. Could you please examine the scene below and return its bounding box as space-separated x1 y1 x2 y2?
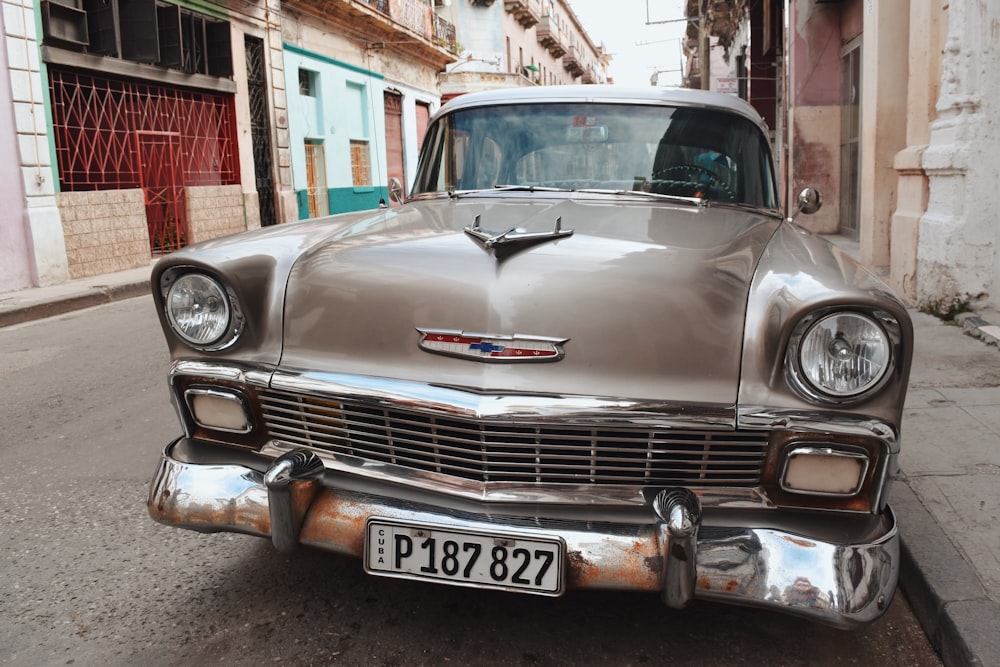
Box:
417 328 568 363
464 215 573 261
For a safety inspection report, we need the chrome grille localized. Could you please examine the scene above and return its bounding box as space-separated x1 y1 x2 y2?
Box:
260 389 767 486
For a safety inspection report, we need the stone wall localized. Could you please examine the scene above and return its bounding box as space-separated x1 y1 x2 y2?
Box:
186 185 248 245
57 189 150 279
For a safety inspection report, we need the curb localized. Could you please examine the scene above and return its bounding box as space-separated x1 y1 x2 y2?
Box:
0 280 150 328
893 482 997 666
956 312 1000 347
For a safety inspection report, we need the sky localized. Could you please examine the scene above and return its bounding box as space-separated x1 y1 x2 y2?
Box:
567 0 689 88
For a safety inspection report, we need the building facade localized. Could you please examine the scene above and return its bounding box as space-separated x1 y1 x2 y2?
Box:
691 0 1000 313
783 0 1000 314
0 0 456 293
2 0 283 289
438 0 607 99
280 0 454 215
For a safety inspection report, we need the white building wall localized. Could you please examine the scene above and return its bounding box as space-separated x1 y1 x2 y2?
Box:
1 0 68 291
918 0 1000 312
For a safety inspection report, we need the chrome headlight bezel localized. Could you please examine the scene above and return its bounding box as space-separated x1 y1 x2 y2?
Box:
785 309 900 405
162 269 244 352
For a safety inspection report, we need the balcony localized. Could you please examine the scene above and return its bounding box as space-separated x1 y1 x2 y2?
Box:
503 0 540 28
433 13 459 54
536 15 566 58
288 0 457 69
360 0 389 13
562 45 583 77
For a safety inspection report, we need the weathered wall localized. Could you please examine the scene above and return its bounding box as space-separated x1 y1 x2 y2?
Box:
787 0 842 233
57 190 149 279
788 105 839 233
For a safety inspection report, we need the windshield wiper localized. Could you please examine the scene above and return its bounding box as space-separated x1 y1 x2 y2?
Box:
492 184 574 193
700 199 777 215
572 188 705 206
445 185 572 199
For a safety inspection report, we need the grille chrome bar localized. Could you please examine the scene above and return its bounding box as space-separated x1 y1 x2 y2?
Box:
260 389 767 487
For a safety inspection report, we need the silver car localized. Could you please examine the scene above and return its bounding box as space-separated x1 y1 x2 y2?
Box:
148 86 912 628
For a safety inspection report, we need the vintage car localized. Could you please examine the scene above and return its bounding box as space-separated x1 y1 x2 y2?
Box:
148 86 912 628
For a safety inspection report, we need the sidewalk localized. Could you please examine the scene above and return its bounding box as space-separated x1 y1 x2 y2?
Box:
0 264 152 328
1 262 998 666
897 308 1000 666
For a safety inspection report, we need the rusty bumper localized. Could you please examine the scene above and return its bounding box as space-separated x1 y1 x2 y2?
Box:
148 439 898 628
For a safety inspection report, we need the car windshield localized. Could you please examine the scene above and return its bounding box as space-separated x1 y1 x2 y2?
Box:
412 102 779 209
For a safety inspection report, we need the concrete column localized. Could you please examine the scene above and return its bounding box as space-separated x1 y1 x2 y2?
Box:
888 0 943 303
858 0 909 269
917 0 1000 312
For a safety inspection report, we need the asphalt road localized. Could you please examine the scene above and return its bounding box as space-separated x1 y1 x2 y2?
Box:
0 297 942 666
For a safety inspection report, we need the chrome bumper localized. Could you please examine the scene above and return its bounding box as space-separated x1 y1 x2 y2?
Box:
148 439 899 628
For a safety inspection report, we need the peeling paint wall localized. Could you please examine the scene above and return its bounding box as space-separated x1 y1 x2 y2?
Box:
786 0 843 234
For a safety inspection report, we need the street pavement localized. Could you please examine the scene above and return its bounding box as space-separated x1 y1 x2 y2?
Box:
1 257 997 667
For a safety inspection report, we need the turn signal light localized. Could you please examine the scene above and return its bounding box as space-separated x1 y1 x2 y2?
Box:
185 388 251 433
780 446 869 496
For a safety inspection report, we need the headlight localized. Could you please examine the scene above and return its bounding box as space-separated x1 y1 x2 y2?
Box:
794 312 891 399
165 273 238 349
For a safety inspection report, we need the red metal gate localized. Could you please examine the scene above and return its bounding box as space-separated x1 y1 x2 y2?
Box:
48 68 239 253
136 132 186 254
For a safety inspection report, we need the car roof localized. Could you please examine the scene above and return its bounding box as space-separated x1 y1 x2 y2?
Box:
434 85 769 132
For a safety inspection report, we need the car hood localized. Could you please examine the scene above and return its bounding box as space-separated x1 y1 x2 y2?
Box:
280 196 780 407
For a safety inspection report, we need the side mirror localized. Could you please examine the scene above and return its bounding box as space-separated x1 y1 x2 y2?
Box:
789 188 822 222
388 177 404 206
797 188 822 214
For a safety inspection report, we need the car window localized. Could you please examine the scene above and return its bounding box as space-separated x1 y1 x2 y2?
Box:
413 102 778 209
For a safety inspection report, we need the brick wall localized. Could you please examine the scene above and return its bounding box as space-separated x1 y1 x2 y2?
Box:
57 189 150 279
186 185 248 245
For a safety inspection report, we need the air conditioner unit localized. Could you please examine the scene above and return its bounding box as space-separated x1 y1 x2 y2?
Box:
41 0 89 49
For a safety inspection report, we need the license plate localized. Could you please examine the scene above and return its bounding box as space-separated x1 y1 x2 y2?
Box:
364 519 564 595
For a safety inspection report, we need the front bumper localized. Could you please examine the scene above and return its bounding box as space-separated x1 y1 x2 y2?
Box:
148 438 898 628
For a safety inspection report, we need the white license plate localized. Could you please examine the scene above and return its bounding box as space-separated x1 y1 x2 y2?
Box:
364 519 564 595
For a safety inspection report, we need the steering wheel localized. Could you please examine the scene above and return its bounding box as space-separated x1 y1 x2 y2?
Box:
654 164 735 200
